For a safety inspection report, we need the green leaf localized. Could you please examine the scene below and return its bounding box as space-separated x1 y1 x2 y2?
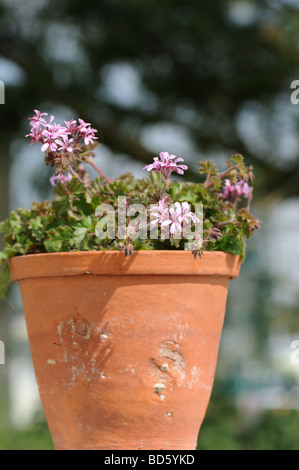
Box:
0 219 10 233
0 252 7 262
73 227 89 249
231 154 245 167
169 181 183 200
214 235 246 260
44 237 63 252
198 160 218 176
72 216 94 249
149 171 163 185
80 216 93 229
85 191 92 204
230 154 253 180
0 259 10 299
67 209 80 220
28 216 44 241
52 194 72 215
210 176 222 190
44 226 73 252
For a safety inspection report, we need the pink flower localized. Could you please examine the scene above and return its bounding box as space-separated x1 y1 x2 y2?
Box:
149 198 170 225
223 179 235 198
29 110 48 128
222 179 253 200
177 201 199 225
150 200 199 237
63 118 99 145
167 202 199 235
64 119 77 134
57 135 74 153
41 138 58 153
50 173 72 187
25 126 44 145
40 128 63 153
167 204 185 235
26 112 68 152
241 182 253 200
78 118 98 145
144 152 188 180
63 119 79 142
26 111 50 143
26 111 99 155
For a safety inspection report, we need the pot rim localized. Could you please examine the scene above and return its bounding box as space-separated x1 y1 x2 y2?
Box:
8 250 241 282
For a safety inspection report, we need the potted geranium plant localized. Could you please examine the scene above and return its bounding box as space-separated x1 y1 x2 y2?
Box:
0 110 260 450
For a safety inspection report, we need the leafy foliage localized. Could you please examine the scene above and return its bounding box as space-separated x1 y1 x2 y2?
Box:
0 155 260 298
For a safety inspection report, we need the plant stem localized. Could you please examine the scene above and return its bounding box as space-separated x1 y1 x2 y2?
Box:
205 165 237 188
214 219 236 228
203 170 211 187
68 165 83 182
160 179 169 199
69 165 93 198
87 157 111 183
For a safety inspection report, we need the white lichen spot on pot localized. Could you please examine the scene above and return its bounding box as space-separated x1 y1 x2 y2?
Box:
160 394 166 400
47 359 56 365
148 340 185 392
191 366 200 379
85 270 91 274
166 411 172 417
187 365 205 389
57 313 92 359
100 371 106 379
130 368 135 375
160 340 185 382
154 383 166 393
100 334 108 342
175 322 189 342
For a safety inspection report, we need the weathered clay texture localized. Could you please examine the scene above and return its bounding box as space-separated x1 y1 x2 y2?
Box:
9 251 241 450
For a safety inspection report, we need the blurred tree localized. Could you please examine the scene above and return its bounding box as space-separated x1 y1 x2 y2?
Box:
198 380 299 450
0 0 299 197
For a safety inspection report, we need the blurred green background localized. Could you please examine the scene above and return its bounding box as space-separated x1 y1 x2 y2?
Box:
1 0 299 450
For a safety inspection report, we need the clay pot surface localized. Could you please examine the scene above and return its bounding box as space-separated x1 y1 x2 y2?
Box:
9 250 241 450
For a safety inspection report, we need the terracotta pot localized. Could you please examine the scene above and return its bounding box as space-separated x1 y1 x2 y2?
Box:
9 250 241 450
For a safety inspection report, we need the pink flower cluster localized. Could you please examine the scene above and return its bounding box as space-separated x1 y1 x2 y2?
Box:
150 199 199 236
26 110 98 153
222 179 253 200
143 152 188 180
50 173 72 187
